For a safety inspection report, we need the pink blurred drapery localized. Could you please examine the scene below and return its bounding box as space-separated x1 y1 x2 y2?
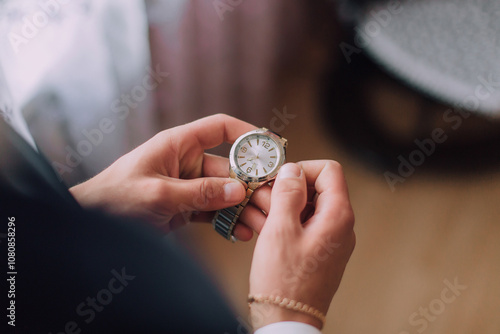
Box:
147 0 338 130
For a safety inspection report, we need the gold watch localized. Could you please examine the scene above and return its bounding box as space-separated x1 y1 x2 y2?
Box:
212 128 287 241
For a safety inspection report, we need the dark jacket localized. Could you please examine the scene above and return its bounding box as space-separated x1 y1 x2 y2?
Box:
0 119 245 334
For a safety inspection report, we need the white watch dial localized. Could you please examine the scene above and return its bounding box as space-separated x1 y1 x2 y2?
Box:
234 134 281 178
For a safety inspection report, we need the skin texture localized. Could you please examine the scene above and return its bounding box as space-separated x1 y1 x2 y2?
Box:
70 114 356 329
249 161 355 329
70 114 261 240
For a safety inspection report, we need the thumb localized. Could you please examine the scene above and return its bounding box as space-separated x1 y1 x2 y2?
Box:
267 163 307 226
168 177 246 212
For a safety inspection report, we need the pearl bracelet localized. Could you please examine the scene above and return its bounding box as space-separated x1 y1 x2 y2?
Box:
248 294 326 328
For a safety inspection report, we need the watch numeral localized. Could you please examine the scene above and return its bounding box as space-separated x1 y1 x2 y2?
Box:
262 141 270 149
268 162 274 168
241 147 247 153
246 167 252 173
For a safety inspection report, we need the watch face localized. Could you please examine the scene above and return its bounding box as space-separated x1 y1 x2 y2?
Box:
231 131 284 181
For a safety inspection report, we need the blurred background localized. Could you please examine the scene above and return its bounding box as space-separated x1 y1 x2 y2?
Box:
2 0 500 333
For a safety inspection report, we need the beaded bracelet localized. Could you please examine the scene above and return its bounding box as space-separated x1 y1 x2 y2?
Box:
248 294 326 328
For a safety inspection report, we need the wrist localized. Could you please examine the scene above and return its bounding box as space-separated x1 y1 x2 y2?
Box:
249 302 323 330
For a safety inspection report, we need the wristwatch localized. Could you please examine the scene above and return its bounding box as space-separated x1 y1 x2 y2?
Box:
212 128 288 241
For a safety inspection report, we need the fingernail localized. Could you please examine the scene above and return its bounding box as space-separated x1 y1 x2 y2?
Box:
278 163 301 179
224 181 242 202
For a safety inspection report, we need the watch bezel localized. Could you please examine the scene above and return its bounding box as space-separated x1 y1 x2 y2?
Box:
229 128 287 184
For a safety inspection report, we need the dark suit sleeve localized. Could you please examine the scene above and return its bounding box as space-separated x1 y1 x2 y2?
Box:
0 120 247 334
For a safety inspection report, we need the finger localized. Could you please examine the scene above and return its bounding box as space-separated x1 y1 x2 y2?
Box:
185 212 253 241
298 160 350 197
247 182 315 220
300 203 315 223
192 203 267 236
181 114 257 149
300 161 354 235
193 204 267 236
238 203 267 234
203 153 230 177
161 177 246 212
249 184 272 215
266 163 307 230
204 156 277 216
232 223 254 242
306 186 317 203
261 176 316 203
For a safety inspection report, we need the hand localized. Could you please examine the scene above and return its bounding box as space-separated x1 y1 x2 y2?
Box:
249 161 356 329
70 114 265 240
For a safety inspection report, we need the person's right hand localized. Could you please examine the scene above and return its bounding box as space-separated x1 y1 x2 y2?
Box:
249 161 355 330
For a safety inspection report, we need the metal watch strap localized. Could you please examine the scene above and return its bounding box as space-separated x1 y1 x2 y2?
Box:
213 187 254 241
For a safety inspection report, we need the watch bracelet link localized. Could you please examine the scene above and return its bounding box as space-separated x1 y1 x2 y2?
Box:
213 187 254 241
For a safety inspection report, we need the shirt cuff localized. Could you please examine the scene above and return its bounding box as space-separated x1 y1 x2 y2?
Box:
255 321 322 334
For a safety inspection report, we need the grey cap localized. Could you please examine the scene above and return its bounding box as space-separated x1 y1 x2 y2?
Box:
338 0 500 116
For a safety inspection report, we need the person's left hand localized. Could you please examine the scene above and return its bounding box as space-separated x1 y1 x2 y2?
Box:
70 114 266 240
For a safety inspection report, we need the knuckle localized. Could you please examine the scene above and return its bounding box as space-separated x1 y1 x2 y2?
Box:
141 178 170 211
341 205 355 231
212 113 230 123
281 185 304 198
327 160 343 173
342 203 355 226
154 130 180 158
279 178 305 196
197 179 220 208
350 231 357 251
148 179 168 200
334 200 355 234
342 230 356 257
279 186 306 207
213 112 228 118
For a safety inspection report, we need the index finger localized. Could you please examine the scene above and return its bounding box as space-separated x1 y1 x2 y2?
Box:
297 160 350 198
297 160 354 235
180 113 257 149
